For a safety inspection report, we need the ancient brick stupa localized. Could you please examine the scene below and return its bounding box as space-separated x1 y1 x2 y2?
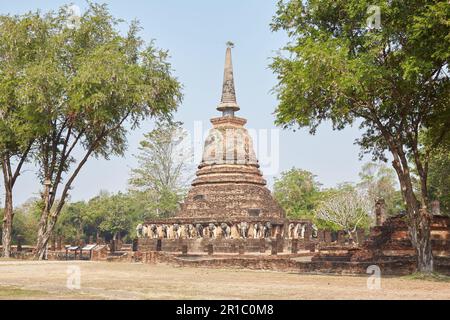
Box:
177 44 284 221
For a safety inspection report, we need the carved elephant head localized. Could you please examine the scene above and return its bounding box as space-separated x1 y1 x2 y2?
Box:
161 225 168 238
136 224 143 237
238 222 249 238
263 222 272 238
208 223 216 238
312 224 318 238
186 224 194 238
221 223 231 238
195 224 204 238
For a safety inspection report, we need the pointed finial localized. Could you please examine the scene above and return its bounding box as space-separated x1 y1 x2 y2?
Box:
218 42 239 116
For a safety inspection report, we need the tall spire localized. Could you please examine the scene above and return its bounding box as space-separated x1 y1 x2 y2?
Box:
217 42 240 116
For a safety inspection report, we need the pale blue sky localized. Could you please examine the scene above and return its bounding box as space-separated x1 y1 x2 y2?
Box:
1 0 370 205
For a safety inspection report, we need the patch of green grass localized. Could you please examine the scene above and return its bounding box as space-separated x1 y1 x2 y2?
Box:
0 286 48 299
403 272 450 282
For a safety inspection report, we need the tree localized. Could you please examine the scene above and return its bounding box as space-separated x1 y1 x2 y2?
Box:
26 3 182 259
57 202 89 244
129 121 193 217
0 13 51 257
9 199 40 246
427 145 450 215
271 0 449 273
55 190 157 244
315 188 372 242
89 191 152 241
273 168 322 218
357 162 403 216
98 193 134 241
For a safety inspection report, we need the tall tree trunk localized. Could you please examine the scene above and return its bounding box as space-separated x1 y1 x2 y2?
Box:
35 182 52 260
393 154 434 273
35 213 59 260
1 146 32 258
35 211 50 260
416 208 433 273
35 209 59 260
1 187 13 258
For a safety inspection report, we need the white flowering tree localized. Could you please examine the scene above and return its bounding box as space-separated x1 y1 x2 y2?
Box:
315 190 372 242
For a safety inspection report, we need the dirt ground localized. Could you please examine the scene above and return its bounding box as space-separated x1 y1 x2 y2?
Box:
0 260 449 300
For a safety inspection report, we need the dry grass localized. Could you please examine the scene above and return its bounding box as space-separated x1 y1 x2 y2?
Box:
403 272 450 283
0 260 449 300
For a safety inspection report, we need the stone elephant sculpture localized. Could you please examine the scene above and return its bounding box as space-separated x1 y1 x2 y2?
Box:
186 224 196 238
177 225 189 239
237 222 249 239
195 224 204 238
156 225 168 239
208 223 216 239
263 222 272 238
221 223 231 239
253 222 264 239
312 224 318 238
142 225 149 238
288 223 296 239
293 223 304 239
148 224 158 239
136 224 143 238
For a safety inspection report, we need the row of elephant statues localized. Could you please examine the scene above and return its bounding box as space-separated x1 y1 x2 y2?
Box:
288 222 319 239
136 222 316 240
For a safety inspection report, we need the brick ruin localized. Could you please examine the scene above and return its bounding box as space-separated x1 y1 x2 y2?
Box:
133 46 450 275
312 214 450 274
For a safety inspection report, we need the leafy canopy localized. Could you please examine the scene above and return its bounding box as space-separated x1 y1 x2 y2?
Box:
273 168 322 218
271 0 449 162
129 121 193 218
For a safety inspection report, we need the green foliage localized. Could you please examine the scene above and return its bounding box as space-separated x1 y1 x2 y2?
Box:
26 2 182 186
0 199 40 245
56 201 89 243
403 272 450 283
0 3 183 256
273 165 405 230
270 1 449 269
98 193 134 240
10 200 40 245
273 168 322 218
129 121 193 218
0 12 50 154
55 190 155 243
271 0 449 147
357 162 404 216
428 145 450 215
